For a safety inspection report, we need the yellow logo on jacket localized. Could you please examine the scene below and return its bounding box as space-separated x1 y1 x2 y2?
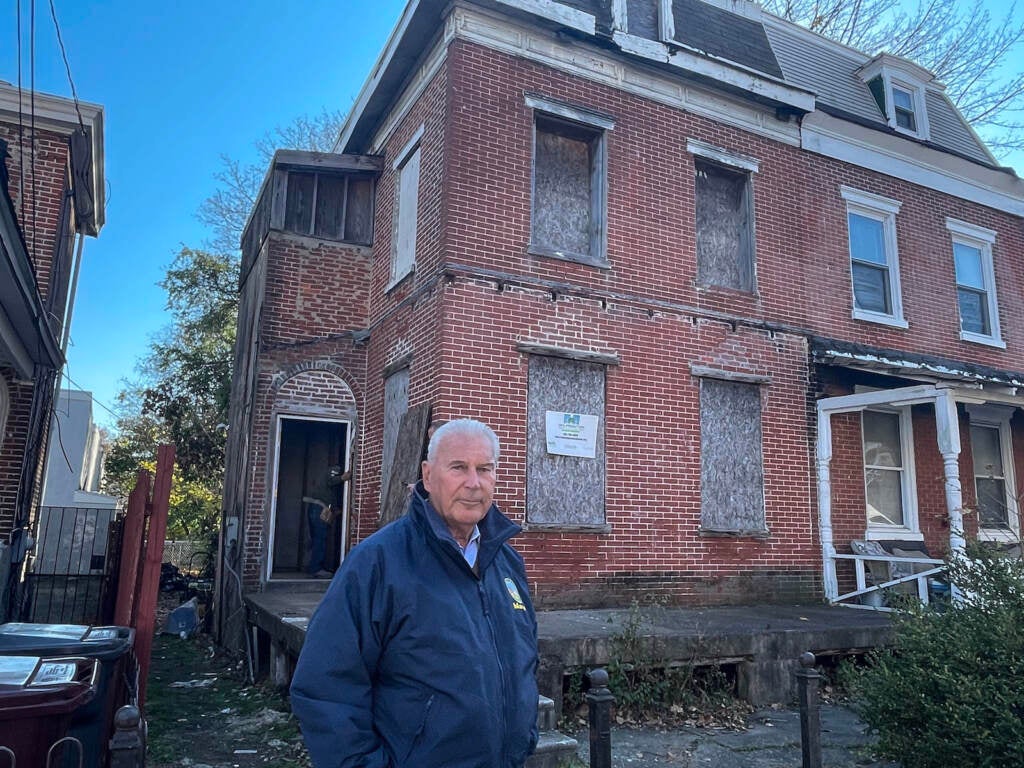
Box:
504 577 526 611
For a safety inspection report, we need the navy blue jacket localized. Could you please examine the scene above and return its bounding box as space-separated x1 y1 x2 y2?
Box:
290 484 539 768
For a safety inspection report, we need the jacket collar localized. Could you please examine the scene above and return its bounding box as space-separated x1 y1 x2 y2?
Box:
410 481 521 572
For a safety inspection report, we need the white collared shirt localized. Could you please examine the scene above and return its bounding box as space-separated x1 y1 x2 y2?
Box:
460 525 481 568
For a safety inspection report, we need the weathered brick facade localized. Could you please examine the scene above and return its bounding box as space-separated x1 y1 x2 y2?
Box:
222 0 1024 636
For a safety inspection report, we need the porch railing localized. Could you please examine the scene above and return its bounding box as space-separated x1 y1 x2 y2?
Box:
830 552 946 611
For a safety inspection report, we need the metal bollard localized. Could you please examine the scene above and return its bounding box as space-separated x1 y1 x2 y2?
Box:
108 705 145 768
586 667 614 768
795 651 822 768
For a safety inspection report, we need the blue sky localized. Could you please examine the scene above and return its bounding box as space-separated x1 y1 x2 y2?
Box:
2 0 406 426
3 0 1022 429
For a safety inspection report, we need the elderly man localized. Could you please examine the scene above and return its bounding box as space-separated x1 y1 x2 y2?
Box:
290 418 539 768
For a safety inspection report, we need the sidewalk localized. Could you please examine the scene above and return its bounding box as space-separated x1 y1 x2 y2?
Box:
572 704 899 767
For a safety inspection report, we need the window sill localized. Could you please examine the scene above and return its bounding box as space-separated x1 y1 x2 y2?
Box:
699 527 770 540
852 309 908 329
960 331 1005 349
864 528 922 542
527 244 610 270
695 283 758 299
521 522 611 534
977 528 1019 543
385 265 415 293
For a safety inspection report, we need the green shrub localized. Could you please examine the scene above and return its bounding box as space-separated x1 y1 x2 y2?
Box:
845 544 1024 767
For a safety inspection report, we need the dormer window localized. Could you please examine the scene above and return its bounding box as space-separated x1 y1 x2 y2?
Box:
858 54 934 141
891 85 917 132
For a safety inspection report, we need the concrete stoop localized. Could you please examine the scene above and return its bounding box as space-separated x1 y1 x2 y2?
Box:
526 695 578 768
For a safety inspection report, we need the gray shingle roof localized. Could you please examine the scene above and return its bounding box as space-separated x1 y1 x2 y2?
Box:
672 0 783 79
762 15 992 165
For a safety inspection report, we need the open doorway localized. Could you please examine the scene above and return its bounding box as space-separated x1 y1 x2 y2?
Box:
269 416 350 580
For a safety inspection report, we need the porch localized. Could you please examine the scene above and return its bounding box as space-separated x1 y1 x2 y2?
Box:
815 347 1024 610
244 588 892 709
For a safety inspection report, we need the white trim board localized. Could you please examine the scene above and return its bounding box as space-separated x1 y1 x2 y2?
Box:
803 112 1024 217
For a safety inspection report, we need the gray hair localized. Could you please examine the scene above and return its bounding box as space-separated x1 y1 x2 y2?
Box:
426 418 500 464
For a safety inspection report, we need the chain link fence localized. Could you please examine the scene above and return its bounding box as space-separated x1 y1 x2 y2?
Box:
162 540 213 575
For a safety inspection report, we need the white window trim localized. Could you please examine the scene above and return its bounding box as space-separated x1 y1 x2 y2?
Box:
946 217 1003 348
388 125 424 290
888 77 930 140
966 404 1019 541
841 186 907 329
862 405 920 540
686 138 759 173
0 376 8 452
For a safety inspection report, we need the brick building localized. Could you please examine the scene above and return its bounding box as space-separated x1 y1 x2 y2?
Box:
218 0 1024 644
0 84 105 618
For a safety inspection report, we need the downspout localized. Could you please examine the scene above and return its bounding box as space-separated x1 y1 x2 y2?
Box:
60 231 85 356
815 403 838 601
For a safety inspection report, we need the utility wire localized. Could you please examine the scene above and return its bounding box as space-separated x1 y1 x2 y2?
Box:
62 371 120 422
48 0 85 130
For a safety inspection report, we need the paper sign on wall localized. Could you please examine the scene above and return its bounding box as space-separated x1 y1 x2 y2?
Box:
545 411 599 458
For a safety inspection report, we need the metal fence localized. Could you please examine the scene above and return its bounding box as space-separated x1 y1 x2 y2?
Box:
25 506 124 624
162 540 212 575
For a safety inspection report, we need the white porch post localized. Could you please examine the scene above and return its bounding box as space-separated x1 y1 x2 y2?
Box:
934 389 966 556
816 404 838 601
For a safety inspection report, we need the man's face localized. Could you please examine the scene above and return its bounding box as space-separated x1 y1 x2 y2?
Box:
422 432 497 542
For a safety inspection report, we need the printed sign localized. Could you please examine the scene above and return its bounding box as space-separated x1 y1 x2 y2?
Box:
545 411 599 458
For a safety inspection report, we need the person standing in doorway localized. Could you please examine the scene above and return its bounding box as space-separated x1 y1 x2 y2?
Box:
303 464 349 578
291 418 539 767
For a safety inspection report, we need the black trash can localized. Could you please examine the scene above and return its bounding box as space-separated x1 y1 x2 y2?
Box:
0 655 98 767
0 624 136 768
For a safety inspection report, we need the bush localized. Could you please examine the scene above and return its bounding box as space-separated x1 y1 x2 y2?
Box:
845 544 1024 767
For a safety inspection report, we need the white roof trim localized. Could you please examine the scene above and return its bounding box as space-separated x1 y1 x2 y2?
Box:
0 82 105 234
335 0 423 153
802 111 1024 217
495 0 596 35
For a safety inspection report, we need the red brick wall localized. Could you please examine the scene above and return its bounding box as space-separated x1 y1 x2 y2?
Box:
237 233 371 588
0 123 71 542
241 36 1024 607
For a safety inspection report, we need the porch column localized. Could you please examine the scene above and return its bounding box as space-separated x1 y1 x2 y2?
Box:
815 405 838 601
934 389 966 556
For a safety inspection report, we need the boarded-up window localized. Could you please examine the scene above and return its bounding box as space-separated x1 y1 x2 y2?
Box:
695 159 754 292
284 171 374 245
381 368 409 501
392 144 421 282
527 355 606 526
699 378 765 533
531 114 606 264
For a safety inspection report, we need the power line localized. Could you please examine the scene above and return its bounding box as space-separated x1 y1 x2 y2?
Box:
48 0 85 130
61 371 120 422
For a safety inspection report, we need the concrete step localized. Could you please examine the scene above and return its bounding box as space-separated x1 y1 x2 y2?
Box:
526 730 579 768
526 695 578 768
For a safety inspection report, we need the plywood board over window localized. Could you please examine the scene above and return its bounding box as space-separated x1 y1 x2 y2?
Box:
380 367 410 504
527 355 607 528
699 377 767 536
695 158 754 292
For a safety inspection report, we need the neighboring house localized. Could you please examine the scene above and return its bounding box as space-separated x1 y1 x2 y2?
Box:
0 84 105 618
218 0 1024 645
42 389 116 510
34 388 117 579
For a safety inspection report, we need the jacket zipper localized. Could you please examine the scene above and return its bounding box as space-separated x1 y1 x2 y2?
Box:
479 579 513 768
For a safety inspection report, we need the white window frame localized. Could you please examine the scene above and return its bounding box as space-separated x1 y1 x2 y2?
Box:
946 218 1003 348
966 404 1019 541
388 126 423 289
888 78 929 140
841 186 906 329
861 405 920 540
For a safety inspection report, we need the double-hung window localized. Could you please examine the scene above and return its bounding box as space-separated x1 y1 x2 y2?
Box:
862 407 918 537
967 405 1018 539
891 85 918 132
947 218 1002 347
841 187 906 328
